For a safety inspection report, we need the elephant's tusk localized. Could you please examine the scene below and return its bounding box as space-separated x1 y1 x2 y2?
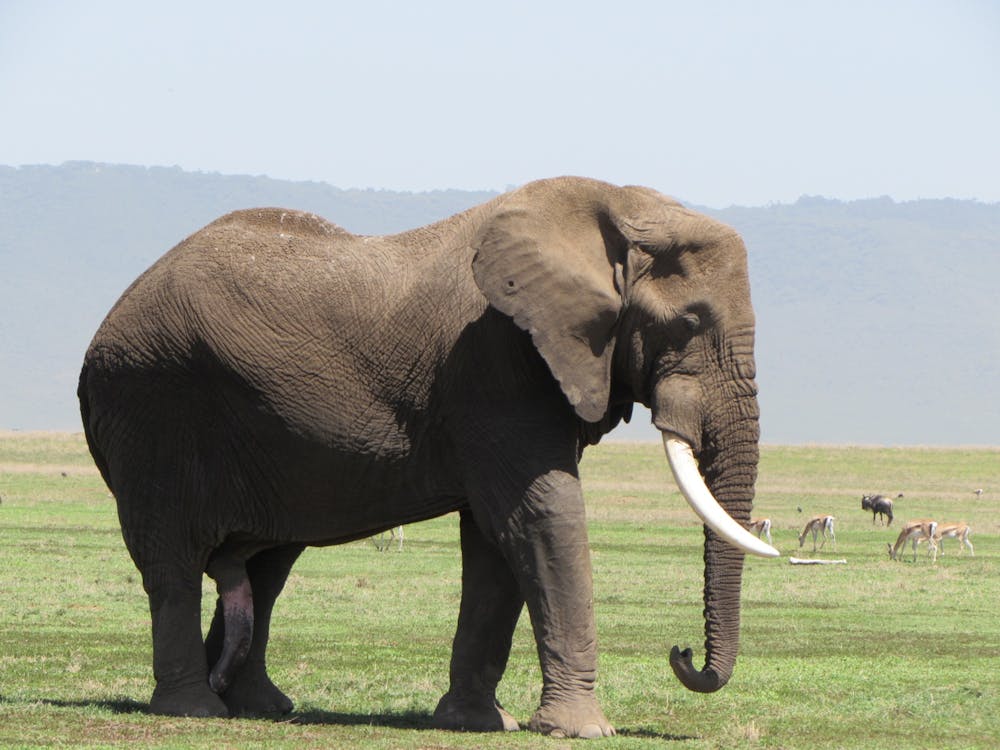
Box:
663 435 780 559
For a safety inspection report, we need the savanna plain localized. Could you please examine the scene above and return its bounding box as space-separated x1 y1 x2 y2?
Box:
1 433 997 749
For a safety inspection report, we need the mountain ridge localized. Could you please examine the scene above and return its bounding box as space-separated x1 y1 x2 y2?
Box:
2 162 997 445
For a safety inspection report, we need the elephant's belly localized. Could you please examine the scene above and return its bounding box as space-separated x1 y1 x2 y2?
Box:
290 493 467 548
253 432 466 545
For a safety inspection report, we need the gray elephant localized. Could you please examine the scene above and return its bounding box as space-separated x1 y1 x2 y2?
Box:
78 177 777 738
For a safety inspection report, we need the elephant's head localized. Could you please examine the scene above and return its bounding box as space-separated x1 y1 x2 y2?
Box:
472 177 778 694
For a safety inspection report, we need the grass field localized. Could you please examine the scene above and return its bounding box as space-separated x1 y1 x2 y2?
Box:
1 433 998 749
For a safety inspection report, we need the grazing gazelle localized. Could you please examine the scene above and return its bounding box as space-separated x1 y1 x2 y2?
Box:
748 518 773 545
798 515 835 552
887 519 938 563
373 525 404 552
933 522 974 556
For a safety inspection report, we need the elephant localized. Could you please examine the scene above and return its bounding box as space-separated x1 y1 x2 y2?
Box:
77 176 778 738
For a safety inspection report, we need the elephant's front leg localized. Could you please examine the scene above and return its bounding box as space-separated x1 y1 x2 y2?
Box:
504 472 615 739
433 510 523 732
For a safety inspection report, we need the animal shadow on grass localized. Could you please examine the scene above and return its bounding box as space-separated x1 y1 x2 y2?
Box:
9 696 431 729
292 711 696 740
25 697 433 730
617 728 699 741
12 697 695 739
21 697 148 714
287 708 433 729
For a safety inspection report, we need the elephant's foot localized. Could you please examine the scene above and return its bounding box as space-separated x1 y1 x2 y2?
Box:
221 670 294 716
432 691 520 732
528 694 615 739
150 681 229 718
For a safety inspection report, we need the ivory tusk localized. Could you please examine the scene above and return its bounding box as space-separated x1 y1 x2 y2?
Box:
663 435 780 559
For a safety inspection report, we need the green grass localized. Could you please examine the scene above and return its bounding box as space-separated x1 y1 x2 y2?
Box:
1 433 998 748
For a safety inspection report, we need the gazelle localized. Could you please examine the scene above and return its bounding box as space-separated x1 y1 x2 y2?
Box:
887 519 938 562
372 525 404 552
748 518 773 545
933 522 974 556
798 515 835 552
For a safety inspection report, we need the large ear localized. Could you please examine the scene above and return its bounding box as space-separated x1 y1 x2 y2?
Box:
471 177 631 422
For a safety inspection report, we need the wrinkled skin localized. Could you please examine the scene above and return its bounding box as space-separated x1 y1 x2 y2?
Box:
78 177 761 736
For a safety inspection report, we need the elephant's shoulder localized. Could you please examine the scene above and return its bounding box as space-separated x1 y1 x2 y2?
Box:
206 208 353 240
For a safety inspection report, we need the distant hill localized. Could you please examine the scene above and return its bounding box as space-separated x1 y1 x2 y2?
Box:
711 196 1000 446
2 162 997 445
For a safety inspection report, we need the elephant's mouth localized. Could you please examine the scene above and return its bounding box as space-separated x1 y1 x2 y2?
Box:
662 433 779 559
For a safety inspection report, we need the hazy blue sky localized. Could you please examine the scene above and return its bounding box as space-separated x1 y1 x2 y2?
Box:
2 0 998 207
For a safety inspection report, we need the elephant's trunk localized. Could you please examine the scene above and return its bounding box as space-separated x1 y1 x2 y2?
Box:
669 530 747 692
663 394 765 692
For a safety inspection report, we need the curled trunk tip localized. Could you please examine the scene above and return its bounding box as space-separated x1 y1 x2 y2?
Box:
669 646 728 693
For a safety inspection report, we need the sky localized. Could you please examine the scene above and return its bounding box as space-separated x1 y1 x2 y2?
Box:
1 0 999 207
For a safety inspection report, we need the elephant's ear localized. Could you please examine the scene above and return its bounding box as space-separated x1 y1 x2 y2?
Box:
471 178 626 423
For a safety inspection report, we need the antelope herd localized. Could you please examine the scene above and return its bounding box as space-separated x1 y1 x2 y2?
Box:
746 491 976 563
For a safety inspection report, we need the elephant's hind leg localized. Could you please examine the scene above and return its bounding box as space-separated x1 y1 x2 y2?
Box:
205 544 304 716
143 563 229 717
433 510 522 732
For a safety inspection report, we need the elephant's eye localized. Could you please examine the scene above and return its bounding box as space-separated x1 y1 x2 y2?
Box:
681 313 701 335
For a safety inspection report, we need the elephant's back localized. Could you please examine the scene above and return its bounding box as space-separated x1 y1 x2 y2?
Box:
84 206 370 352
175 206 362 276
201 207 355 245
77 206 470 539
78 204 462 464
79 208 356 431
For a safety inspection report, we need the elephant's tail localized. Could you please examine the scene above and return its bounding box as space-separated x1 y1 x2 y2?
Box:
77 362 113 490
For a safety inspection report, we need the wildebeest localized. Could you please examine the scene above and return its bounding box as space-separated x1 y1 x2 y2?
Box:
861 493 902 526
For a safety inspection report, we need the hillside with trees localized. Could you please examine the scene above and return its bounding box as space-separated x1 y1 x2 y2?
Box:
2 162 997 445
